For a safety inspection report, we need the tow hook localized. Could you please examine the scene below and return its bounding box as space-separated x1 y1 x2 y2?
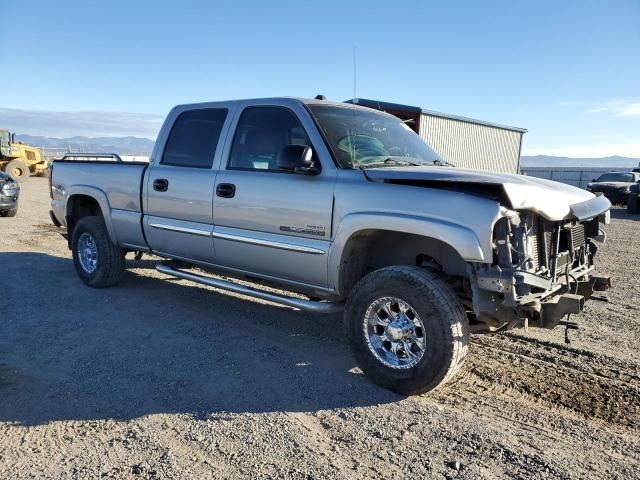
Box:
558 319 579 344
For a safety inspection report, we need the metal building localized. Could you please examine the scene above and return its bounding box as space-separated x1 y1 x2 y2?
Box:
347 98 527 174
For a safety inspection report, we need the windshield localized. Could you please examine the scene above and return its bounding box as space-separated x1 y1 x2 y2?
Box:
307 104 446 169
596 173 634 183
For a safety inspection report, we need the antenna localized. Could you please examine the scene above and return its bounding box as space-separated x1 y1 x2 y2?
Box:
353 45 357 102
349 45 358 164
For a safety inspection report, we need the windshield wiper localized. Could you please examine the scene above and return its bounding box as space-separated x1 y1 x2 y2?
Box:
433 159 454 167
359 158 423 168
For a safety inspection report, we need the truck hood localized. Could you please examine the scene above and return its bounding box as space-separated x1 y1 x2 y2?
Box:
364 166 611 221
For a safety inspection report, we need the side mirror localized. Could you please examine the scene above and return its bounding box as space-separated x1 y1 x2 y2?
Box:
277 145 319 175
591 178 596 182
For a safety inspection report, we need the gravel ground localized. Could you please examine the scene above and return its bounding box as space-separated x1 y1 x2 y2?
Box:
1 177 638 479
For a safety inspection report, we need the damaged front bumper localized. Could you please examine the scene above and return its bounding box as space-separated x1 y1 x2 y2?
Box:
521 273 611 328
470 196 611 332
473 267 611 330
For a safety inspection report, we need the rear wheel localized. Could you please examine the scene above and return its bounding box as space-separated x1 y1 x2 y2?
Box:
71 216 125 287
628 194 639 214
345 266 469 395
5 160 30 182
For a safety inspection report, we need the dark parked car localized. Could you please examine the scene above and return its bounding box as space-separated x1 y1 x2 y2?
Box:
0 171 19 217
586 171 640 204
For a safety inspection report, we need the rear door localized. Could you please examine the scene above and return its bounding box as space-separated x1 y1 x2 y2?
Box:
212 104 336 289
144 107 230 263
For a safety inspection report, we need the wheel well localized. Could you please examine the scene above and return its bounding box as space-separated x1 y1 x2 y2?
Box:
338 230 469 296
66 195 103 247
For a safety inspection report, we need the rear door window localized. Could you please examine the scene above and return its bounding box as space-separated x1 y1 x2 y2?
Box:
161 109 228 168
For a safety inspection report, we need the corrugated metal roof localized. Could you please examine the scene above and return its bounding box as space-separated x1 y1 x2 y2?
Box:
346 98 527 133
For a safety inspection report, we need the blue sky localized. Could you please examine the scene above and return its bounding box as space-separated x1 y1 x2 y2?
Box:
2 0 639 157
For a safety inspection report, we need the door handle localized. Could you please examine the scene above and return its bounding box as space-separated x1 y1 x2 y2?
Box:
153 178 169 192
216 183 236 198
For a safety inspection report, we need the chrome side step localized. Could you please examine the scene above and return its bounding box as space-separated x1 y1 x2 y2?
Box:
155 263 344 314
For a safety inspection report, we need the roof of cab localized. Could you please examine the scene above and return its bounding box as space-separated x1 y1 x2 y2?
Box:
172 97 385 113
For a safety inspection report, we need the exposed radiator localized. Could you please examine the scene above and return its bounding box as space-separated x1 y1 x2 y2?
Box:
527 219 586 275
568 223 585 252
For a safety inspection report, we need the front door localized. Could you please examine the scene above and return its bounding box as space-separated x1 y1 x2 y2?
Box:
144 108 229 264
212 106 335 288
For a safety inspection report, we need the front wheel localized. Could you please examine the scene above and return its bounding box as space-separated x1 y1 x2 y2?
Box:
345 266 469 395
71 216 125 287
0 208 17 217
628 195 639 214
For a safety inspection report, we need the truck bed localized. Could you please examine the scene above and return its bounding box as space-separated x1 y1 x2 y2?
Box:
50 160 149 249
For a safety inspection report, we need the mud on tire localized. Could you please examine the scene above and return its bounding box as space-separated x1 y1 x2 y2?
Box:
71 216 126 288
345 266 469 395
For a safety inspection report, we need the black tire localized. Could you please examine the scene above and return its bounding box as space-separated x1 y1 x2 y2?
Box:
0 208 17 217
71 216 125 287
628 195 639 214
345 266 469 395
5 160 30 182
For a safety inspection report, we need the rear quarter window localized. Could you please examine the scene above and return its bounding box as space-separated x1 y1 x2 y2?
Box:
161 109 228 168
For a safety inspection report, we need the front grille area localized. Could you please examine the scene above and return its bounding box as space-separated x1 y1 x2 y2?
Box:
492 212 600 298
527 219 590 281
529 220 541 269
527 217 555 272
568 223 585 252
592 186 617 194
493 213 598 289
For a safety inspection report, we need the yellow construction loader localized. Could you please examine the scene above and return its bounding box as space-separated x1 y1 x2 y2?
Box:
0 129 48 182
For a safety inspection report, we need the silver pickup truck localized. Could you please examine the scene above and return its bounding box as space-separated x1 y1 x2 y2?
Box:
50 97 611 394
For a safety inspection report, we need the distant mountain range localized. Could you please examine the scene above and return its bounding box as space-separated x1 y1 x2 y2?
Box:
13 134 640 169
16 134 155 156
521 155 640 169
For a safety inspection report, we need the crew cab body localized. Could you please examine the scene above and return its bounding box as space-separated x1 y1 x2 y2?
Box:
50 97 612 394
